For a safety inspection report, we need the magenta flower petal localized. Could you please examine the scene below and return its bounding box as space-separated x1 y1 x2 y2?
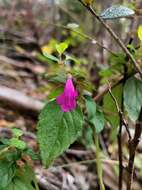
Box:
56 78 78 112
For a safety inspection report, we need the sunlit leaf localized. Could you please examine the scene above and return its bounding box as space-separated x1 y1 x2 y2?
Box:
12 128 23 138
138 25 142 42
42 52 59 62
10 138 26 150
56 42 68 55
100 5 135 20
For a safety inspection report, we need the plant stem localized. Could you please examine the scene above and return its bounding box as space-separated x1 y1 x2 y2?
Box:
94 133 105 190
108 86 123 189
108 81 131 189
126 108 142 190
117 121 123 190
117 64 127 190
77 0 142 78
34 178 40 190
108 83 131 140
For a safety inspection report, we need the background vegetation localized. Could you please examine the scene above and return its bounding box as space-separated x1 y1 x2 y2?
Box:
0 0 142 190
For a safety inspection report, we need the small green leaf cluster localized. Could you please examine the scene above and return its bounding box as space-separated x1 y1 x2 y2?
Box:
5 128 26 150
0 128 39 190
0 146 38 190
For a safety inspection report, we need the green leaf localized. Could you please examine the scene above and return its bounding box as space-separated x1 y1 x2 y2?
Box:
2 165 38 190
138 25 142 42
0 160 16 189
42 52 59 62
100 5 135 20
10 138 26 150
12 128 23 138
109 53 126 66
83 126 94 148
3 150 20 163
99 68 113 78
16 166 37 190
103 84 122 127
44 73 66 84
85 95 104 133
0 138 10 146
90 109 105 134
48 87 64 100
100 53 126 79
85 95 96 121
124 77 142 122
56 42 68 55
24 148 39 161
2 177 35 190
127 44 136 54
65 55 80 65
37 100 84 167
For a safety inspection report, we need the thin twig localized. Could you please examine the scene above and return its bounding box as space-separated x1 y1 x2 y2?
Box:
94 71 135 104
108 82 131 140
77 0 142 78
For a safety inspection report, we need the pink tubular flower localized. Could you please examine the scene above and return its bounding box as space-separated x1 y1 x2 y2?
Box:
56 78 78 112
